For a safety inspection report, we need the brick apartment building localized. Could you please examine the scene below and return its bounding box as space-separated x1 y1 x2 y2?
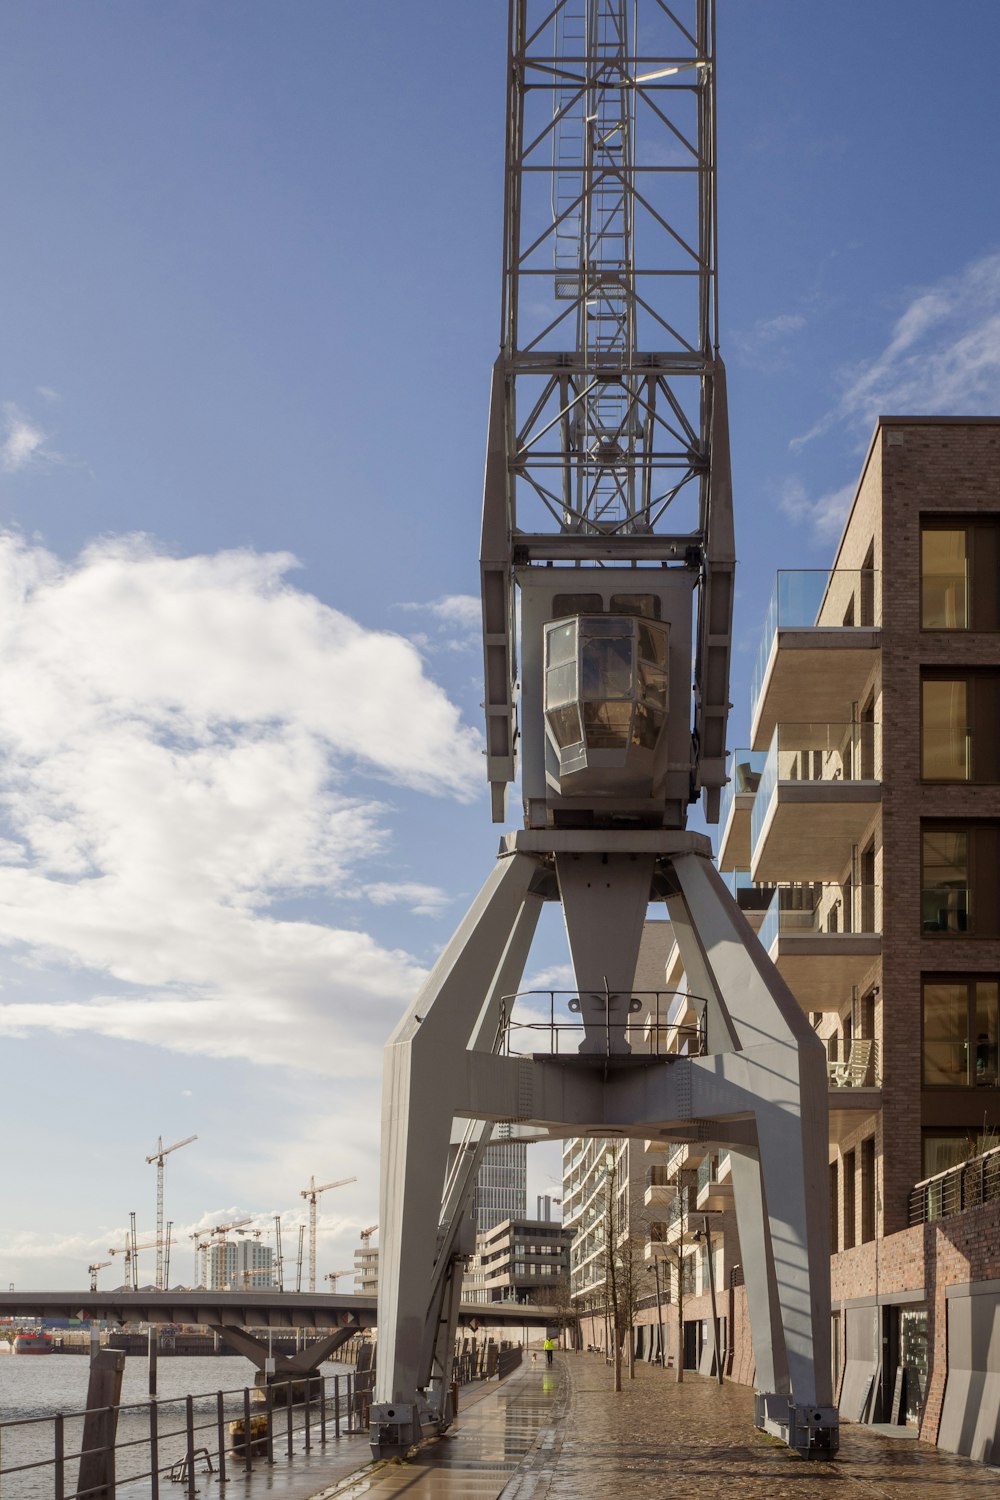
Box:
567 417 1000 1462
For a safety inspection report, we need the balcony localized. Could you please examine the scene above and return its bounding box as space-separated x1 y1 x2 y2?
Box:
717 750 766 872
750 722 880 881
722 871 775 938
695 1151 733 1212
759 882 882 1010
644 1164 673 1207
750 570 880 750
826 1038 882 1142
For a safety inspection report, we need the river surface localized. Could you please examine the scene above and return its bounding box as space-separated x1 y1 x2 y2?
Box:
0 1352 354 1498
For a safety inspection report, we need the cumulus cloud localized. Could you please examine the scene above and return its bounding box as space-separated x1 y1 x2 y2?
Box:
0 533 484 1071
793 249 1000 447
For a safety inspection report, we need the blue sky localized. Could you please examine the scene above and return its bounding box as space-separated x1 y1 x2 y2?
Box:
1 1 999 1289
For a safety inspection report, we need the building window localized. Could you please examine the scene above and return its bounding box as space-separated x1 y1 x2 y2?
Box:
922 977 999 1086
921 518 1000 630
922 672 1000 782
843 1150 856 1250
921 822 1000 936
860 1137 876 1243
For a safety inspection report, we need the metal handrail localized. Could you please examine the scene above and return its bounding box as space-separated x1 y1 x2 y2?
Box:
908 1143 1000 1226
497 990 707 1057
0 1370 361 1500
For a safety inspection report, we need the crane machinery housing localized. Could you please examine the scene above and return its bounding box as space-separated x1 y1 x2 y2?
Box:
372 0 838 1463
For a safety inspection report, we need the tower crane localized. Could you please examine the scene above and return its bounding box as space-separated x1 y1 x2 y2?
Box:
372 0 837 1462
88 1260 113 1292
273 1213 284 1292
360 1223 377 1242
295 1225 305 1294
323 1269 354 1290
144 1135 197 1290
109 1236 167 1292
299 1176 356 1293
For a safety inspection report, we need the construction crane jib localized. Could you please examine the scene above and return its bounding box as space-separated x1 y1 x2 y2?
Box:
373 0 837 1464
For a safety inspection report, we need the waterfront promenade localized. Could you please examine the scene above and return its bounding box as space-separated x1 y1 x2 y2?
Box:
302 1355 997 1500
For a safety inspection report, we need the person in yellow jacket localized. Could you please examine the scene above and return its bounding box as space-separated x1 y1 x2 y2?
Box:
543 1336 555 1366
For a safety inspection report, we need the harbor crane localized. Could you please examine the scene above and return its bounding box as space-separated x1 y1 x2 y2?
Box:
372 0 837 1462
299 1176 356 1293
144 1135 197 1291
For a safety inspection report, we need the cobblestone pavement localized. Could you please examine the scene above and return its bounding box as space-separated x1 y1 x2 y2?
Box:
499 1355 999 1500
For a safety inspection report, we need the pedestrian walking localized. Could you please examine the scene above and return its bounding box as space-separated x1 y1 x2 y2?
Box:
544 1335 555 1366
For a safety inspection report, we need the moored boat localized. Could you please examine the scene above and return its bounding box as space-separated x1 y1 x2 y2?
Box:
12 1331 53 1354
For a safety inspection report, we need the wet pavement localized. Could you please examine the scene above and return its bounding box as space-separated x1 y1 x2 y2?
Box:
317 1354 998 1500
189 1355 1000 1500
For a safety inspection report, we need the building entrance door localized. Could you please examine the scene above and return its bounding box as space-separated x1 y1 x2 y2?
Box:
900 1307 929 1426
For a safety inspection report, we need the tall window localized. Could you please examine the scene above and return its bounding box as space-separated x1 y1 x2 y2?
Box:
921 671 1000 781
921 518 1000 630
861 1137 876 1243
921 822 1000 936
843 1150 856 1250
923 977 999 1086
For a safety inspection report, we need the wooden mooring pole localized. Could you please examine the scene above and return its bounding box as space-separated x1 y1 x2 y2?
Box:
77 1348 126 1500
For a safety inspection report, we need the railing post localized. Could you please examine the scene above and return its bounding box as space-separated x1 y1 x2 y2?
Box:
216 1390 227 1487
304 1379 311 1452
54 1412 65 1500
286 1382 294 1457
185 1394 196 1500
265 1382 274 1466
319 1375 327 1445
149 1398 159 1500
243 1388 253 1474
334 1375 341 1439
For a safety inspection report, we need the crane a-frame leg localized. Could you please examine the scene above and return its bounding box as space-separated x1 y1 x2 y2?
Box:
371 836 838 1459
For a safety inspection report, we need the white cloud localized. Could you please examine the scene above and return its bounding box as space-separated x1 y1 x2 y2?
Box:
0 533 484 1071
733 311 806 370
1 404 47 472
793 250 1000 447
361 881 453 917
778 479 855 543
395 594 480 651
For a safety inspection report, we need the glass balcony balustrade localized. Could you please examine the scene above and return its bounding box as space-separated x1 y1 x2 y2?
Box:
719 747 767 840
750 720 878 857
759 882 881 953
751 569 879 726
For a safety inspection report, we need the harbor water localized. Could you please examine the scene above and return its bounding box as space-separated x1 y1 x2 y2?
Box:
0 1352 354 1499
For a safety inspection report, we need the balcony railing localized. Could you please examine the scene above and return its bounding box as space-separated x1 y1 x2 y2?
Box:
759 882 881 952
498 991 706 1057
908 1144 1000 1225
646 1165 672 1190
696 1152 719 1194
751 568 879 721
751 721 878 855
719 747 767 832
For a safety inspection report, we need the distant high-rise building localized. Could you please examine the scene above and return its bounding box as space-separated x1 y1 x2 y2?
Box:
474 1124 526 1234
206 1237 272 1290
